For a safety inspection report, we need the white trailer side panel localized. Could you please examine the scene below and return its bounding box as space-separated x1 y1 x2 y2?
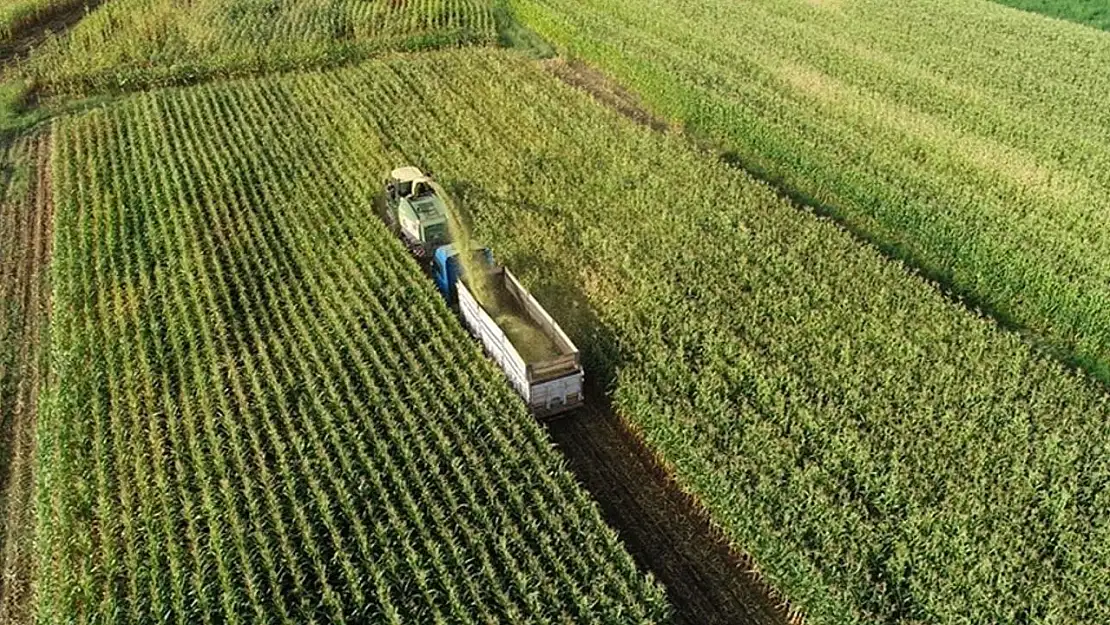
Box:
457 277 584 418
457 279 530 396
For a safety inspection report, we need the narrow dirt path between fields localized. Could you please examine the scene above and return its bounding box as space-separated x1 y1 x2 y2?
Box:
0 0 103 66
546 401 796 625
542 58 672 133
0 132 52 625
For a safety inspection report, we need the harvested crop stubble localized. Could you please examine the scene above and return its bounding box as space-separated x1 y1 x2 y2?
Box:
158 49 1110 625
509 0 1110 388
38 59 670 623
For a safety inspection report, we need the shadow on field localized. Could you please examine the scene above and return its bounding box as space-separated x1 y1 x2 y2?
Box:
545 399 792 625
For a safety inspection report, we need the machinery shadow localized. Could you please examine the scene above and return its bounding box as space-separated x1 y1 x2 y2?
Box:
525 270 791 625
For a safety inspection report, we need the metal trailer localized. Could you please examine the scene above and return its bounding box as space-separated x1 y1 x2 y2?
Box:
434 246 583 418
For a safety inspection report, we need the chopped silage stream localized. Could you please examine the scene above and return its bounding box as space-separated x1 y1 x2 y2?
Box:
446 188 561 365
474 277 561 363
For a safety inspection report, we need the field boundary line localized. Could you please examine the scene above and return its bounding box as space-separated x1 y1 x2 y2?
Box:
0 0 104 66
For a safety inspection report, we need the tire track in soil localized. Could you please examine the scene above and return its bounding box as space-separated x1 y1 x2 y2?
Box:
545 401 795 625
540 56 799 625
0 131 52 625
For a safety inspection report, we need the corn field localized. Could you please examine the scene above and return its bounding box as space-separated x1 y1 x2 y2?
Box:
37 52 670 623
21 0 496 94
99 48 1110 625
0 132 51 625
27 14 1110 624
509 0 1110 388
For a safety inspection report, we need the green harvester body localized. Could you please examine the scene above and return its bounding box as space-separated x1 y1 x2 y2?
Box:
384 166 450 257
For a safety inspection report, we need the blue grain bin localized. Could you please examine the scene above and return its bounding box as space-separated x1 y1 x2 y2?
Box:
433 244 494 304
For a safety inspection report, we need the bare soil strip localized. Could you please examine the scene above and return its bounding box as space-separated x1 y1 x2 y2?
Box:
0 0 103 66
542 58 673 133
547 402 795 625
0 132 52 625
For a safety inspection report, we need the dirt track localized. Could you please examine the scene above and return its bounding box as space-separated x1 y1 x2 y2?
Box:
0 132 52 625
540 55 797 625
546 403 793 625
542 58 673 133
0 0 102 66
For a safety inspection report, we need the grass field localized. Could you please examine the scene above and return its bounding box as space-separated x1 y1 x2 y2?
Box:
509 0 1110 387
37 51 671 622
993 0 1110 30
158 47 1110 625
20 0 496 94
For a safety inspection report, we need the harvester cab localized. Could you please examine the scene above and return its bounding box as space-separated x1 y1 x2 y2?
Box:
384 166 450 257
